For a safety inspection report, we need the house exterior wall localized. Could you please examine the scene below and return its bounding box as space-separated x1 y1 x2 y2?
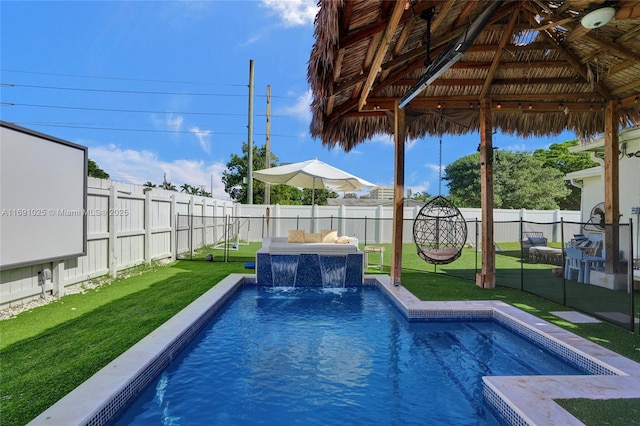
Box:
569 127 640 261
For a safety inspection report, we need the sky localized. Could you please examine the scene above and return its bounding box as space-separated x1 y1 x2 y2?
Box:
0 0 577 201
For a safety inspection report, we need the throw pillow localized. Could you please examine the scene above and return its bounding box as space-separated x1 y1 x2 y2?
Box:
336 235 350 244
304 232 322 243
321 230 338 243
288 230 305 243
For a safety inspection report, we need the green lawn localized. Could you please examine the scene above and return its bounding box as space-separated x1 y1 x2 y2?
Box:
1 243 639 425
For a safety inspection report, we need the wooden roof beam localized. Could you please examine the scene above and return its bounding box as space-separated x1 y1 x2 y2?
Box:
611 78 640 96
581 30 640 63
338 0 437 49
393 76 585 86
366 94 605 107
357 1 407 111
480 6 520 98
379 7 416 82
451 0 478 28
532 17 613 99
352 32 382 100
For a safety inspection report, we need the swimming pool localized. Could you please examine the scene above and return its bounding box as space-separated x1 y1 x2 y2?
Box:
29 274 640 426
113 286 586 425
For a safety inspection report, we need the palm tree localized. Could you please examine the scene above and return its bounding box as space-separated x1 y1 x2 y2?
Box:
143 181 156 189
160 173 177 191
180 183 194 193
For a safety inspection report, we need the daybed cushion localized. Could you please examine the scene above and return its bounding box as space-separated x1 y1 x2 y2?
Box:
528 236 547 246
288 230 305 243
260 236 360 254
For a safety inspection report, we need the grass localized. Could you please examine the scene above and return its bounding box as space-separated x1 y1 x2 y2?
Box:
1 243 639 425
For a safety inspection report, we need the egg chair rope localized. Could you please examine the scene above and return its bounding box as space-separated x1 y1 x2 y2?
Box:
412 111 468 265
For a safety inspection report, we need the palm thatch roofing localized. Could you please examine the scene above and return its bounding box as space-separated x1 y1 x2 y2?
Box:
308 0 640 150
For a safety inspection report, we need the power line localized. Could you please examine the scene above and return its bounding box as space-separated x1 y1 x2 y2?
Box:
1 68 247 87
0 101 281 117
7 121 303 138
1 82 248 97
1 82 294 99
8 122 236 135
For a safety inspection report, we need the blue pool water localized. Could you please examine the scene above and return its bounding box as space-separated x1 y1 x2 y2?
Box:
115 287 587 425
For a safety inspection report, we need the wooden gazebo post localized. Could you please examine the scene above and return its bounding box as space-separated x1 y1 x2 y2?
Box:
603 100 621 274
477 98 496 288
391 100 406 286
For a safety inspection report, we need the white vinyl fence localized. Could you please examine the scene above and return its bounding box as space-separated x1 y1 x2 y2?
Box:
0 178 236 309
235 204 582 245
1 187 580 308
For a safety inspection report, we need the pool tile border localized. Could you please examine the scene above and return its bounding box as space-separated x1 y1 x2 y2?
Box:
375 276 640 426
29 274 640 426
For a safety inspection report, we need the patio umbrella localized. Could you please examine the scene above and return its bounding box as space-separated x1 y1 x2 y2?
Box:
253 158 376 205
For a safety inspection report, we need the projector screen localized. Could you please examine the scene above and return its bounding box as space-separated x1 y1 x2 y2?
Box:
1 122 87 270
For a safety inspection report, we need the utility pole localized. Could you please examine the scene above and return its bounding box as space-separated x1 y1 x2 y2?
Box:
247 59 255 204
265 84 271 205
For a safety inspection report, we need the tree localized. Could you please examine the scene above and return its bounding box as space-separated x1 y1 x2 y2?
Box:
88 159 109 179
302 188 338 205
443 151 569 209
196 187 212 197
493 151 569 209
443 154 482 207
159 173 177 191
532 140 598 210
407 190 432 202
180 183 195 194
143 181 156 189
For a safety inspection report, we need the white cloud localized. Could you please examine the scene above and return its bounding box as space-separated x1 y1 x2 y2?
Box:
282 89 312 123
425 162 442 175
260 0 318 27
368 133 419 150
166 113 184 131
369 133 394 146
88 144 230 199
189 126 212 154
150 113 213 154
504 143 527 151
407 182 431 196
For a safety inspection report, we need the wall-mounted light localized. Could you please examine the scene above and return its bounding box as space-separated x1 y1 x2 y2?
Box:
437 102 442 109
496 102 502 109
528 103 533 110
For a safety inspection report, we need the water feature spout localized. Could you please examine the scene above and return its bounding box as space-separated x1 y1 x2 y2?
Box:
270 255 299 287
318 255 347 288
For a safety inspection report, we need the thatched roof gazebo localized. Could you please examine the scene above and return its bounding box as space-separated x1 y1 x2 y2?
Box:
308 0 640 287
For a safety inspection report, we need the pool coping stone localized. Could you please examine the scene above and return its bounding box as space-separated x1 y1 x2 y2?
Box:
28 274 640 426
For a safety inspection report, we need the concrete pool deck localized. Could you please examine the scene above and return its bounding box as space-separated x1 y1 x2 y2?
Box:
29 274 640 426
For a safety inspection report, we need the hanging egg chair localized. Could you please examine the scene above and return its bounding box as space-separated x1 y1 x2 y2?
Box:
412 109 467 265
413 195 467 265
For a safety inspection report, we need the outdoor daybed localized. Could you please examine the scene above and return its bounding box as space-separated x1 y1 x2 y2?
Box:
256 230 364 286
